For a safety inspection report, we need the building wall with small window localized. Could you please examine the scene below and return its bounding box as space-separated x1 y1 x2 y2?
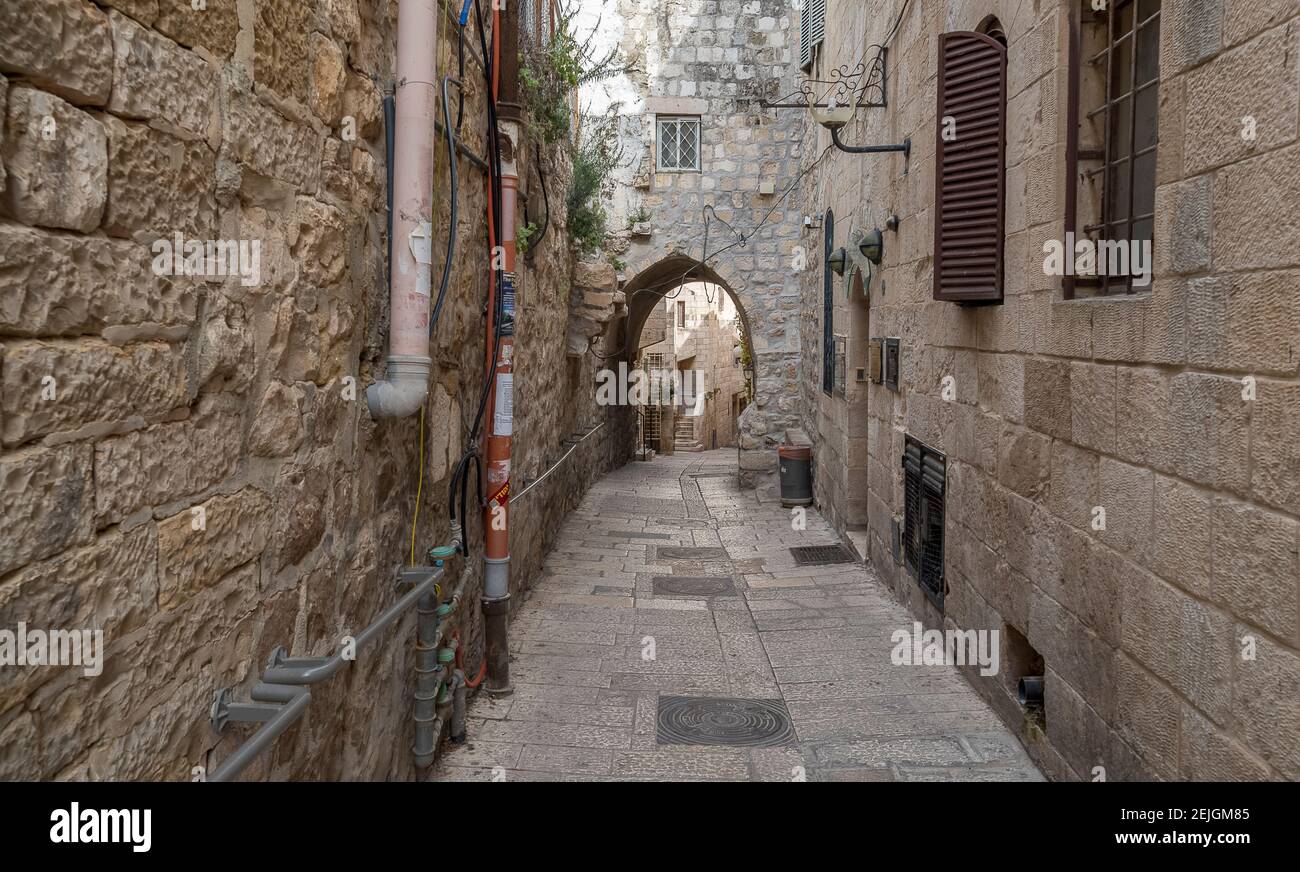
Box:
798 0 1300 782
580 0 810 482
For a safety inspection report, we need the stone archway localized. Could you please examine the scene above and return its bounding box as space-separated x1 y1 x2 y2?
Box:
619 252 793 487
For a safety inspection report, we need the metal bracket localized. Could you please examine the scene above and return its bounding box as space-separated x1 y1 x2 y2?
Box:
761 48 889 109
212 688 286 733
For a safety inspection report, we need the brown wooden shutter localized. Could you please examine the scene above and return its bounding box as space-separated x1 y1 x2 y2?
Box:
933 32 1007 303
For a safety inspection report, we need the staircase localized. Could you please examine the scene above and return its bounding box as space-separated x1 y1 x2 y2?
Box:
673 417 704 452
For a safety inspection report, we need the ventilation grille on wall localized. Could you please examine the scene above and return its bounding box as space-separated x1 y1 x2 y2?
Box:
883 338 900 391
903 436 946 608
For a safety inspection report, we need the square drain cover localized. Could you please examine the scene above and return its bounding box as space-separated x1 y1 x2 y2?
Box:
657 696 795 747
657 546 727 560
652 575 737 597
789 544 856 566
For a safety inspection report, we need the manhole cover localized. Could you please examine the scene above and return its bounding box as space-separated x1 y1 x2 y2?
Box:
652 575 737 597
657 696 795 747
789 545 856 566
657 546 727 560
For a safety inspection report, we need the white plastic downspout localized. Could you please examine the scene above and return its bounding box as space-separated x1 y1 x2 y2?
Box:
367 0 438 419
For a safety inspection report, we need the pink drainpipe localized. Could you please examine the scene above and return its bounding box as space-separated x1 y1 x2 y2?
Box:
367 0 438 419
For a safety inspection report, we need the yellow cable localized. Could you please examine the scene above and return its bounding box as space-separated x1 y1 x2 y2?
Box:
409 403 426 566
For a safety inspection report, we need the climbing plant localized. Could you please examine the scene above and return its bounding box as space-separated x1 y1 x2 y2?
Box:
519 0 623 146
519 0 628 258
566 110 623 256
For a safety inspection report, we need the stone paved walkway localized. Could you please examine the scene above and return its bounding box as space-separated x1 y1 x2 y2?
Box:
433 450 1044 781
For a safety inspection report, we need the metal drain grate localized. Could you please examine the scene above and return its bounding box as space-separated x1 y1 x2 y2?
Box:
657 696 795 747
656 546 727 560
789 544 856 566
652 576 737 597
604 530 673 541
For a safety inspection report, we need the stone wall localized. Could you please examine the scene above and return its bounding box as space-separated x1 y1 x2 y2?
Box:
798 0 1300 780
580 0 809 483
639 283 748 451
0 0 628 780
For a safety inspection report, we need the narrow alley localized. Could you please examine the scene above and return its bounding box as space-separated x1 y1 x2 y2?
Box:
434 451 1042 782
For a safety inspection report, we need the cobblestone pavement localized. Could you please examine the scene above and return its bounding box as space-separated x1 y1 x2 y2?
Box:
433 450 1044 782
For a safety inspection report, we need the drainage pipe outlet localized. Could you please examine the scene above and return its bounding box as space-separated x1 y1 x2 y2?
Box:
367 0 439 420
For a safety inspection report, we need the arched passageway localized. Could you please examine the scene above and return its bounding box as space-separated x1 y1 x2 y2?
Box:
616 254 784 485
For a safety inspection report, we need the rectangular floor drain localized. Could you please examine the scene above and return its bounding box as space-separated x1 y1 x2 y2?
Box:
789 544 856 566
652 576 737 597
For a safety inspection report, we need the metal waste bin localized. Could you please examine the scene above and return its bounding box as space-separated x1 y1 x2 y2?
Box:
779 444 813 507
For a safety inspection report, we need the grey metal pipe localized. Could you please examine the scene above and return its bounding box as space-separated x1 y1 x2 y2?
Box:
1018 675 1044 706
413 589 443 768
263 566 443 685
207 566 443 782
208 684 311 783
450 668 467 743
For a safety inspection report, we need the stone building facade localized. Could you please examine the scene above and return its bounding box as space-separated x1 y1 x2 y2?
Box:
637 282 749 453
581 0 809 481
0 0 628 779
796 0 1299 780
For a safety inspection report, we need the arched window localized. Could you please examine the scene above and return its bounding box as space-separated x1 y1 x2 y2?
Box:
978 15 1008 45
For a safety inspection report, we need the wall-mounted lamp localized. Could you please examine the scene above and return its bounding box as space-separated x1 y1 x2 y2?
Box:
827 246 848 276
859 228 884 264
810 100 910 170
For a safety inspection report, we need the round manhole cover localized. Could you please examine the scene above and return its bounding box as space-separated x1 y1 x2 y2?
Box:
656 696 795 747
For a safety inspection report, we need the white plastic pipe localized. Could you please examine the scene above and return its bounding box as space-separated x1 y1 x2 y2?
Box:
367 0 438 419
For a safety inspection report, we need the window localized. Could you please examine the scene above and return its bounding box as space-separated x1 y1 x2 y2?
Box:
656 117 701 171
932 31 1007 303
903 436 946 608
799 0 826 71
822 209 834 396
676 300 686 328
1067 0 1162 297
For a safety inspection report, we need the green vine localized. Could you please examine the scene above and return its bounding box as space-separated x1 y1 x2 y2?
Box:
519 0 627 257
517 221 539 254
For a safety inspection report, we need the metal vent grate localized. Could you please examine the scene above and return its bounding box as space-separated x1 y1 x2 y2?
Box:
789 545 856 566
657 696 795 747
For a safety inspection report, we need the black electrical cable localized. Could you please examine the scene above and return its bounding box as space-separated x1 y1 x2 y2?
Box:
431 75 463 337
466 0 505 447
525 143 550 262
446 0 507 549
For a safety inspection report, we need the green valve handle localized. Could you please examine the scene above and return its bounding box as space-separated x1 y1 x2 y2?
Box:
438 648 456 665
436 603 453 617
428 545 457 559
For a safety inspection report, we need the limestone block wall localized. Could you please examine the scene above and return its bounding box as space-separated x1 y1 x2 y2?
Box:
580 0 809 481
798 0 1300 780
639 284 748 449
0 0 628 780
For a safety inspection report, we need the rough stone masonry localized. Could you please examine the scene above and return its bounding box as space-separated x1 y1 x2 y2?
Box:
0 0 630 780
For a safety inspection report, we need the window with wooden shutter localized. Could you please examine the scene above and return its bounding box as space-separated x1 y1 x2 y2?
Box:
800 0 826 71
933 31 1007 303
